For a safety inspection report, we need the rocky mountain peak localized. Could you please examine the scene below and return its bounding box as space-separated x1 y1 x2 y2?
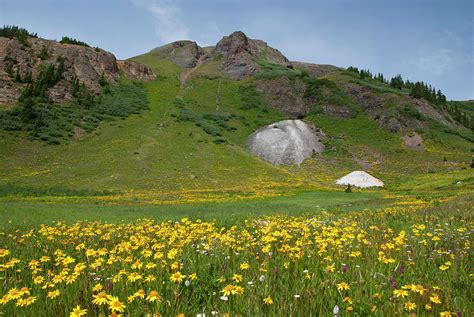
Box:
149 40 203 68
213 31 290 80
147 31 290 80
215 31 250 55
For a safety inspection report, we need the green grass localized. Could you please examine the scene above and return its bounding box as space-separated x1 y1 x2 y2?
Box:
255 60 303 80
0 190 391 228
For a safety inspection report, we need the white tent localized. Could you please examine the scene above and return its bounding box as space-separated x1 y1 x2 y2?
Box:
336 171 384 188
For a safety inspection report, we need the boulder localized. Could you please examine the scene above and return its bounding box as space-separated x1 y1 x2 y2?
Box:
248 119 324 164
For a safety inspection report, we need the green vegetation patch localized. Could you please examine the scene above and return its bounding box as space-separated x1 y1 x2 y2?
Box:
0 25 37 46
59 36 90 47
237 84 268 111
255 60 304 80
446 100 473 130
304 77 359 116
172 99 237 142
0 70 149 144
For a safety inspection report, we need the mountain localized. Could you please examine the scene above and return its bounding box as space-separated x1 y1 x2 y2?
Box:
0 28 472 195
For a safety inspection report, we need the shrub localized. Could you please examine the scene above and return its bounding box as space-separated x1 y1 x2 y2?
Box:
38 46 49 60
60 36 90 47
255 61 303 80
400 104 425 121
237 85 266 111
345 184 352 193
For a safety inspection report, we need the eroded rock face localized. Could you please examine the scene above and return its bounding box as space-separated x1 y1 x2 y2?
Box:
117 60 155 81
215 31 290 80
256 77 307 118
248 119 324 164
402 132 424 150
0 36 155 104
149 40 203 68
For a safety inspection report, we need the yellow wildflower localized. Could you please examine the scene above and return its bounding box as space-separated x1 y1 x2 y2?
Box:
170 271 184 283
404 301 416 311
232 274 243 283
108 296 126 313
240 262 250 270
146 291 161 302
92 292 109 306
263 296 273 305
70 305 87 317
47 289 60 299
393 289 409 298
337 282 350 291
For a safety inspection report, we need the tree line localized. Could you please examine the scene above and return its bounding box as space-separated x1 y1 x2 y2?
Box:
347 66 447 106
0 25 37 46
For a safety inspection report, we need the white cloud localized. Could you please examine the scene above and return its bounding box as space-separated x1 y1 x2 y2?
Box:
194 21 222 47
407 28 473 78
132 0 190 43
414 48 457 76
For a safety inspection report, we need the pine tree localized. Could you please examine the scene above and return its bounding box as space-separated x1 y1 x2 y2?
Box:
55 56 65 82
99 72 108 87
14 68 22 83
71 78 80 97
23 71 32 84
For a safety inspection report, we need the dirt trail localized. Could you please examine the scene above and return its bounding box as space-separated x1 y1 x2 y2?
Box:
179 54 207 86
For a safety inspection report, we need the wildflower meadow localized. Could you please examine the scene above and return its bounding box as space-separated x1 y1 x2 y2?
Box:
0 203 472 316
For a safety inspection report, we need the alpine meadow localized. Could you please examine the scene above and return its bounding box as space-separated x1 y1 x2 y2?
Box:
0 1 473 316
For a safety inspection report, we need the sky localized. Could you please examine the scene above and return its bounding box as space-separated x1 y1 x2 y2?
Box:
1 0 473 100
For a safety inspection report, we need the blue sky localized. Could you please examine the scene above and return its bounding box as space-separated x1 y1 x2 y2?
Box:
1 0 473 100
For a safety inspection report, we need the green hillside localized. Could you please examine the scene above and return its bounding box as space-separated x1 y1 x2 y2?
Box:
447 100 474 129
0 30 473 204
0 67 293 196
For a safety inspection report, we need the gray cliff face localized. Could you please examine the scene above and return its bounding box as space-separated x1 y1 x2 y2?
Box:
149 40 203 68
215 31 290 80
248 119 325 165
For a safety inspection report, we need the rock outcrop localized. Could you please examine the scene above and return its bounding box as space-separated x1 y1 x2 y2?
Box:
117 60 155 81
248 119 324 164
215 31 290 80
0 36 155 104
149 40 203 68
149 31 290 80
256 76 307 118
402 132 424 150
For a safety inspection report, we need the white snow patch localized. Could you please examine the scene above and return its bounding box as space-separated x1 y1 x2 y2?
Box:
336 171 384 188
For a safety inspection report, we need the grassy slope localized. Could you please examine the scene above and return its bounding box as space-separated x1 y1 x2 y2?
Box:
0 52 472 201
0 55 294 194
296 70 473 184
